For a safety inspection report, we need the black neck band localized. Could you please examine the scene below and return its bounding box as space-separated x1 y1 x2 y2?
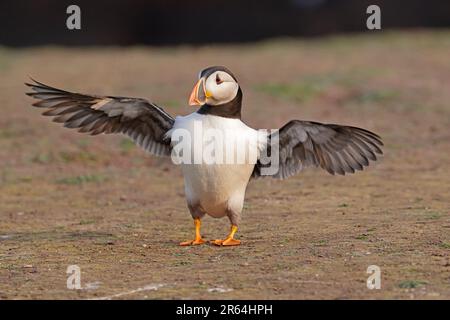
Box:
196 88 242 119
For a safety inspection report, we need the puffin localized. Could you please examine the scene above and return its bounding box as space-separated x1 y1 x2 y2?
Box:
25 66 383 246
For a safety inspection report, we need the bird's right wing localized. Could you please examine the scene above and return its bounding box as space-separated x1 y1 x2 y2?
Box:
26 79 175 157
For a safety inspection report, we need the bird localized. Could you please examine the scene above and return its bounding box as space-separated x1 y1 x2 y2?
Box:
25 66 383 246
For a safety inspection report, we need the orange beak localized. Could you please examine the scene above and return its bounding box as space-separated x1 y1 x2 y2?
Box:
188 78 207 106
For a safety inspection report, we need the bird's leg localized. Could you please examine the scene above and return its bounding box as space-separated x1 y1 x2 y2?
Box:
211 225 241 246
180 218 206 246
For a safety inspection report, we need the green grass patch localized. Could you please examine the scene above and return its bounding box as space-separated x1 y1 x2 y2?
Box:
32 150 98 165
31 152 53 164
439 241 450 249
122 223 139 229
119 138 136 153
0 48 15 71
79 219 96 225
424 211 442 220
313 240 328 247
355 234 369 241
174 261 192 266
351 89 399 104
398 280 428 289
76 138 90 148
255 71 377 103
161 99 182 108
56 174 107 185
94 238 116 245
59 151 98 163
256 80 326 103
0 129 16 139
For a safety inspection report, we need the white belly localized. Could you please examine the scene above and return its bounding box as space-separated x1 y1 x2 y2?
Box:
167 112 265 217
182 163 253 217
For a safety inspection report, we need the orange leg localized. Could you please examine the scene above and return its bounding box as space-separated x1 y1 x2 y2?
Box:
180 218 206 246
211 225 241 246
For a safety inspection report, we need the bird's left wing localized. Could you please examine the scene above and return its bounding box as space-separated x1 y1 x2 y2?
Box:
26 79 174 156
252 120 383 179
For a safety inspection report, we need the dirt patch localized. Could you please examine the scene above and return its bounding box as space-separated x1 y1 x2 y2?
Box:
0 30 449 299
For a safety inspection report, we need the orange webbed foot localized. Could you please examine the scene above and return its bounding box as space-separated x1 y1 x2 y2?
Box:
211 225 241 246
211 238 241 246
180 238 206 246
180 218 205 246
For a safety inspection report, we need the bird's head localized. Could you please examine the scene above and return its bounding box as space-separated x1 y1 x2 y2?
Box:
189 66 240 107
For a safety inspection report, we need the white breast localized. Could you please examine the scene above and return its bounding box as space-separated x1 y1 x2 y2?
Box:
167 112 266 217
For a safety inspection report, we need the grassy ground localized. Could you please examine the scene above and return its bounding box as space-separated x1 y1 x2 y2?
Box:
0 30 449 299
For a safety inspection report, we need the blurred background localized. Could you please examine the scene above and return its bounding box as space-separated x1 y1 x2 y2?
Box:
0 1 449 300
0 0 449 46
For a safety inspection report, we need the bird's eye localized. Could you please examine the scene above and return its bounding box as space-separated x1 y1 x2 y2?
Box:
215 74 223 85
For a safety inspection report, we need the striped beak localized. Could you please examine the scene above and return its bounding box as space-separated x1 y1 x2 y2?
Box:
188 78 207 106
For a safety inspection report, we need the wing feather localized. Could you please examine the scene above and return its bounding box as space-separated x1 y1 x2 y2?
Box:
253 120 383 179
26 79 174 157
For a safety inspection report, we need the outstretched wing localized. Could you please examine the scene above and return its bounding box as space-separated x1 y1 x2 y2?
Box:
252 120 383 179
26 79 174 156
